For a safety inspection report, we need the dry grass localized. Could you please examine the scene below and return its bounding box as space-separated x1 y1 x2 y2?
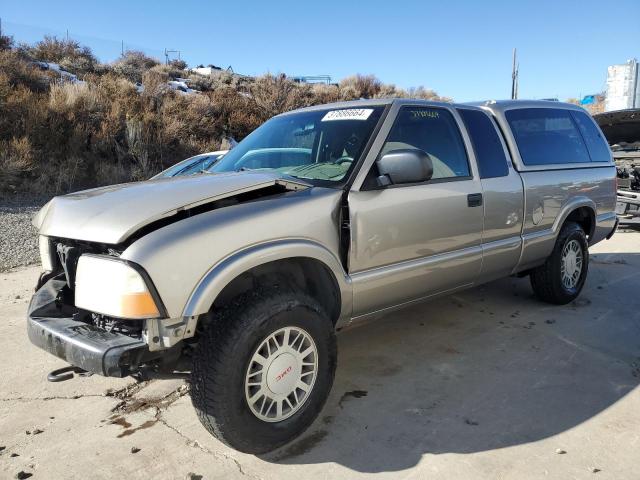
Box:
49 82 103 112
0 137 35 191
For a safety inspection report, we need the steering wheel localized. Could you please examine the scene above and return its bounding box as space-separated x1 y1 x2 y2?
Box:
334 156 354 165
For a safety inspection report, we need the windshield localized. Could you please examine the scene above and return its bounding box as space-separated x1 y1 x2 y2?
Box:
156 153 224 178
207 106 385 185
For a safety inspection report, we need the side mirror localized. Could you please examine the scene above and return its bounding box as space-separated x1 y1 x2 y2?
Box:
376 149 433 186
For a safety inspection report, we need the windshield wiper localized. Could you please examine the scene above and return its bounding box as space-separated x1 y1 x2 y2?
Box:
284 163 343 181
285 163 320 174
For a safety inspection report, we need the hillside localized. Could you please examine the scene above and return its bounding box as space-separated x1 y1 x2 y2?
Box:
0 35 450 197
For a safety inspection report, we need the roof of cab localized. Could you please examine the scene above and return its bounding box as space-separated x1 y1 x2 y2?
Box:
278 98 472 117
279 98 586 118
470 99 588 114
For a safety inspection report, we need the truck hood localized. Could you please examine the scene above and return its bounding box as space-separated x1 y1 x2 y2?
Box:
34 171 309 244
594 109 640 146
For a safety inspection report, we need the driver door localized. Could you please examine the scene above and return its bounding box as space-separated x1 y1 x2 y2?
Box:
348 105 484 317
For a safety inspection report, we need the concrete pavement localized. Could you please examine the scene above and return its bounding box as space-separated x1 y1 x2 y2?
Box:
1 230 639 479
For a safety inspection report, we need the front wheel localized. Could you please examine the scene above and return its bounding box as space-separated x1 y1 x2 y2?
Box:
191 289 337 454
530 221 589 305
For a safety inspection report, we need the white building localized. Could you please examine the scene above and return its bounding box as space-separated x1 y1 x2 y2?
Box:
605 59 640 112
191 66 225 76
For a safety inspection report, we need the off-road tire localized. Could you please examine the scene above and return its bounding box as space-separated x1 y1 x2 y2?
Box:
191 288 337 454
530 221 589 305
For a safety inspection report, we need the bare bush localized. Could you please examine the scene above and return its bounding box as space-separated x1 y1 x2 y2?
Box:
112 50 160 83
142 67 171 98
339 74 382 99
0 137 35 192
309 83 341 104
406 86 451 102
169 59 187 70
0 50 50 92
186 73 217 92
248 74 319 120
151 64 185 79
49 82 103 113
26 35 97 74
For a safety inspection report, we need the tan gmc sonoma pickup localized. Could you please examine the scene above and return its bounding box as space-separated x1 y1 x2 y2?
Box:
28 99 618 453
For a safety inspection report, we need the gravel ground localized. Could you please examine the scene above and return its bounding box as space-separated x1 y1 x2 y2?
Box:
0 200 45 272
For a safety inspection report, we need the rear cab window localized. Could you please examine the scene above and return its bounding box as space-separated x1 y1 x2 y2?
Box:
457 108 509 178
506 108 591 166
570 110 612 162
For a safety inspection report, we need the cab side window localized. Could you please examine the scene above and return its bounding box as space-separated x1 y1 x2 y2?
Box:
458 108 509 178
381 107 470 180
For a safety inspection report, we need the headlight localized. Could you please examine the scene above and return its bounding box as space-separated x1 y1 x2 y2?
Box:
75 255 162 319
38 236 55 272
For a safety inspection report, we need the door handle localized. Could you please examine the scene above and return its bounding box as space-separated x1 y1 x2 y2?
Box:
467 193 483 207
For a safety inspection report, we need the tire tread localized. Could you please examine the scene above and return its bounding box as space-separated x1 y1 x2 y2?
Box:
190 286 335 453
530 221 588 305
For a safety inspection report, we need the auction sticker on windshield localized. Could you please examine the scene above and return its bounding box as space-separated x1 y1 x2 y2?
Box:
322 109 374 122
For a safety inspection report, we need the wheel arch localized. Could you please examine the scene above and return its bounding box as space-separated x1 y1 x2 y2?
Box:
553 198 596 240
516 197 597 273
182 239 352 326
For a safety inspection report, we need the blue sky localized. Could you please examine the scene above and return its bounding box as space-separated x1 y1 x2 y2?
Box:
2 0 639 102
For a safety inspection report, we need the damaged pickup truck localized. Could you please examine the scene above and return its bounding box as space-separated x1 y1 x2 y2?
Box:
28 99 617 453
594 108 640 225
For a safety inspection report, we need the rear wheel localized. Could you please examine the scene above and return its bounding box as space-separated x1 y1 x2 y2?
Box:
530 221 589 305
191 288 336 454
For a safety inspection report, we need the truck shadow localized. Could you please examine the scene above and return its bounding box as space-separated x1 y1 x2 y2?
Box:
260 251 640 472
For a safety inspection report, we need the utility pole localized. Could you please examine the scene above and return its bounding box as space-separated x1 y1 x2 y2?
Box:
121 40 124 57
511 48 519 100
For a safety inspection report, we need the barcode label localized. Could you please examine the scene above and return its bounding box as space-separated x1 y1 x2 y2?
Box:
321 109 374 121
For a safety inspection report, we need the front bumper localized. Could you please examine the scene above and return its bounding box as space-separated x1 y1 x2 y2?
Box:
616 190 640 226
606 217 619 240
27 276 149 377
